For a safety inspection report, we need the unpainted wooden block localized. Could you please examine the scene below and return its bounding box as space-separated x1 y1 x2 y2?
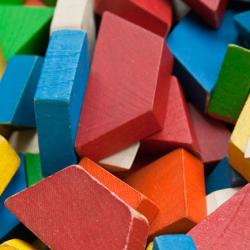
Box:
75 12 173 161
1 239 36 250
125 148 206 237
5 165 149 250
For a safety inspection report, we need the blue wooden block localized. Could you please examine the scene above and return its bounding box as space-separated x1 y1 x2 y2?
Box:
35 30 89 177
167 10 239 112
153 235 196 250
206 157 246 194
0 56 43 127
0 153 26 239
234 11 250 49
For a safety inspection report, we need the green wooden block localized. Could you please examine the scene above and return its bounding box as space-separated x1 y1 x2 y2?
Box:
0 0 24 4
0 5 54 60
24 153 43 186
43 0 56 6
208 44 250 123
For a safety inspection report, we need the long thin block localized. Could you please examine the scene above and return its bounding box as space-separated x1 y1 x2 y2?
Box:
0 56 43 127
50 0 95 56
189 104 230 165
95 0 172 36
142 76 200 158
208 45 250 123
79 158 159 223
188 184 250 249
125 148 206 237
167 10 239 111
35 30 89 176
0 135 20 196
5 165 149 250
1 239 36 250
75 12 173 161
229 94 250 181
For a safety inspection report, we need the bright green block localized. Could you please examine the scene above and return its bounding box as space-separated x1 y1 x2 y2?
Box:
0 0 24 4
43 0 56 6
24 153 43 186
0 5 54 60
208 44 250 123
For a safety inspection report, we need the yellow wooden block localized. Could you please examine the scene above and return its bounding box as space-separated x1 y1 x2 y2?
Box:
229 94 250 181
0 47 6 78
0 135 20 195
1 239 37 250
146 242 153 250
0 246 16 250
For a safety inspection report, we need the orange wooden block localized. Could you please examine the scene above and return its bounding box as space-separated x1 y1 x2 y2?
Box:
79 158 159 224
24 0 46 6
124 148 206 237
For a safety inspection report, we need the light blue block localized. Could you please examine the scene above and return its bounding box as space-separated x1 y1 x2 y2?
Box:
0 56 43 127
0 153 26 240
206 157 246 194
234 11 250 48
167 10 239 111
35 30 89 177
153 235 196 250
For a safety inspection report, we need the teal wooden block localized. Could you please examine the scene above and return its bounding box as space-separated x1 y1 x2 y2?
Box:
235 11 250 48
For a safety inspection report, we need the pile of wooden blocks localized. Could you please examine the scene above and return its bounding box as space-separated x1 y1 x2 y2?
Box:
0 0 250 249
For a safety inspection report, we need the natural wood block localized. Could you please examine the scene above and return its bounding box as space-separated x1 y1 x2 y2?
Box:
5 165 149 250
183 0 228 27
0 135 20 195
24 0 46 6
142 76 200 158
99 142 140 172
35 30 89 176
188 184 250 249
1 239 36 250
229 94 250 181
79 157 159 223
0 56 43 127
167 10 239 111
125 148 206 237
9 129 39 154
0 5 54 60
95 0 172 36
50 0 96 57
75 12 173 161
189 104 230 165
208 45 250 123
206 188 240 215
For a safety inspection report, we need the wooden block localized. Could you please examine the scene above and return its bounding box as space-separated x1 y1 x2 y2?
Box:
50 0 96 57
95 0 172 36
206 157 246 194
75 12 173 161
189 104 231 165
1 239 36 250
35 30 89 176
167 10 239 112
141 76 200 158
0 48 6 79
183 0 228 27
153 235 196 250
146 242 153 250
24 0 46 6
234 11 250 48
229 94 250 181
24 153 43 186
99 142 140 172
5 165 149 250
0 246 16 250
0 56 43 127
0 154 26 239
0 5 54 61
124 148 206 237
9 129 39 154
172 0 190 22
79 157 159 223
208 45 250 123
206 188 240 215
188 184 250 249
0 135 20 196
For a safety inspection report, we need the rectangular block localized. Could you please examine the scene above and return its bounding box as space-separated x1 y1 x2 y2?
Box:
75 12 173 161
35 30 89 176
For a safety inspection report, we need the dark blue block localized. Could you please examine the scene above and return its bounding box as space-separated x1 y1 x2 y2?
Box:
35 30 90 176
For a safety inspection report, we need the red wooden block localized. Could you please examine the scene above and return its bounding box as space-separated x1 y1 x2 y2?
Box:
5 165 149 250
183 0 228 27
24 0 46 6
94 0 172 36
141 76 200 158
75 12 173 161
188 184 250 249
189 104 230 166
